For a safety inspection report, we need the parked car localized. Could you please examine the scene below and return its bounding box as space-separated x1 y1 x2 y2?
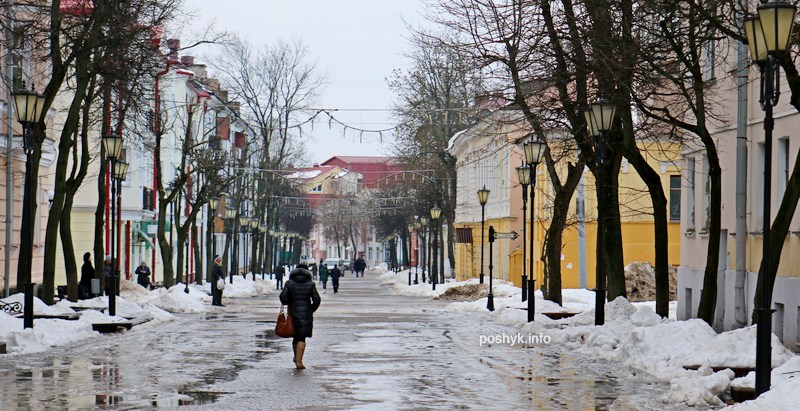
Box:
322 257 350 271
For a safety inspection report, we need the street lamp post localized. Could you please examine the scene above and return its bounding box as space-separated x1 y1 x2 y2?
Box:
259 225 268 279
407 223 415 286
250 219 259 280
208 197 219 285
420 217 429 283
239 215 249 278
101 133 123 317
585 96 617 326
414 221 422 285
226 209 236 283
114 160 129 292
516 164 530 302
743 1 796 396
11 82 46 310
477 186 490 284
430 206 441 291
487 225 496 311
524 138 546 322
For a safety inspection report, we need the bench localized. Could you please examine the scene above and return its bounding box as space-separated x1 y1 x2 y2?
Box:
682 364 755 378
0 300 23 316
92 322 133 333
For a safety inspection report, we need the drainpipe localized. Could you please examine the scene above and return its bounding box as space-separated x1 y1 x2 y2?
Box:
578 167 587 289
734 1 748 329
4 0 14 297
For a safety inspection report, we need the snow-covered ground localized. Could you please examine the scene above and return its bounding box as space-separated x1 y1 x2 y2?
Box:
0 276 278 356
379 268 800 409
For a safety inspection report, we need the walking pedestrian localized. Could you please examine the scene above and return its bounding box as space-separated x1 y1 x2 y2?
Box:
330 264 341 294
211 255 226 306
319 263 329 293
135 261 151 289
355 257 366 278
275 262 286 289
79 252 94 299
279 263 321 369
310 263 318 281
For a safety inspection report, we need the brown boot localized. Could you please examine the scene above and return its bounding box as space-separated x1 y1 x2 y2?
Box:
292 341 297 366
295 341 306 369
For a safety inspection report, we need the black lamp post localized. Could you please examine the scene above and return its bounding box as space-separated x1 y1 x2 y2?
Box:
487 225 495 311
420 216 429 283
239 215 249 278
250 219 259 280
516 164 530 302
259 224 268 279
102 133 123 317
208 197 219 286
430 206 441 291
114 160 129 292
226 208 236 283
744 1 796 396
407 223 415 286
585 96 617 326
524 137 546 321
477 185 490 284
12 82 46 321
414 222 420 284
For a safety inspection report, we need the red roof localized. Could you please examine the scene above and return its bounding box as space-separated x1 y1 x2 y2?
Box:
321 156 397 165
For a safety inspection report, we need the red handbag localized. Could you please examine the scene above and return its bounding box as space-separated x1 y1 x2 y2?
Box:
275 305 295 338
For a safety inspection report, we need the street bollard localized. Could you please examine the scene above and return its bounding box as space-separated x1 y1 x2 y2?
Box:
527 278 535 322
24 283 35 329
408 271 411 286
109 275 116 317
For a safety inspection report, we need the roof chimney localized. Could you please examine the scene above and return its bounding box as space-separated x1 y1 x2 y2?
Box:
166 39 180 63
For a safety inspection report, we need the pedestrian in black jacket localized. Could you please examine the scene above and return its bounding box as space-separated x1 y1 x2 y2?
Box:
79 252 94 299
135 261 151 289
275 263 286 290
211 255 226 306
329 265 342 293
279 264 321 369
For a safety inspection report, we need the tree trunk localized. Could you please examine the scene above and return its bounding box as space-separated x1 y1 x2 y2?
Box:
603 152 626 301
60 195 78 301
623 143 670 317
696 144 723 325
16 149 41 291
193 224 202 285
157 200 174 287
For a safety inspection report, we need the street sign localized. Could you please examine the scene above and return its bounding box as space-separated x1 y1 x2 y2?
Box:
493 231 519 240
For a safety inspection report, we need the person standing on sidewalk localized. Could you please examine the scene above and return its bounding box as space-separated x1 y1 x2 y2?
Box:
275 263 286 290
319 263 329 293
279 263 321 369
79 252 94 299
135 261 151 289
329 264 341 294
211 255 226 307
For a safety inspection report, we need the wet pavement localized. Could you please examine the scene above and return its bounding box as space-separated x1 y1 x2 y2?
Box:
0 273 685 410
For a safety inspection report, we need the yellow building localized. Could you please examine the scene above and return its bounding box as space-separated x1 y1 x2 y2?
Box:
449 107 681 290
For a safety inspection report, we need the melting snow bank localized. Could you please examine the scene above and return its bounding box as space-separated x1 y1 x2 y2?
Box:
0 276 277 356
379 268 799 408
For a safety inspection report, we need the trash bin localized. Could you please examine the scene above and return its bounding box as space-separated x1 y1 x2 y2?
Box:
91 278 100 296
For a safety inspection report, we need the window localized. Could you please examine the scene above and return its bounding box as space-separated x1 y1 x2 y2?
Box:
702 36 716 81
670 175 681 222
11 25 31 91
778 138 789 200
686 158 696 231
310 184 322 193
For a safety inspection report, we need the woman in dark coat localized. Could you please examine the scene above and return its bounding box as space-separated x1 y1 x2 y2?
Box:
279 264 321 369
79 252 94 299
211 255 225 306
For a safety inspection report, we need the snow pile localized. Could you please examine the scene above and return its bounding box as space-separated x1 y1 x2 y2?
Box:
0 275 275 355
374 265 800 408
625 262 678 302
434 282 488 301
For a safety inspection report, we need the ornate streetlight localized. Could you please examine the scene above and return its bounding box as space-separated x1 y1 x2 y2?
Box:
516 163 530 302
585 96 616 326
259 224 268 279
249 219 259 280
102 133 124 316
226 208 237 283
743 1 796 396
208 197 219 287
239 215 249 278
430 206 441 291
407 223 415 286
524 137 546 322
11 82 46 311
477 185 490 284
114 160 129 290
413 221 421 284
420 217 429 283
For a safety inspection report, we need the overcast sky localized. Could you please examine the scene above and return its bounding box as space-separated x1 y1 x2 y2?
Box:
185 0 429 165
